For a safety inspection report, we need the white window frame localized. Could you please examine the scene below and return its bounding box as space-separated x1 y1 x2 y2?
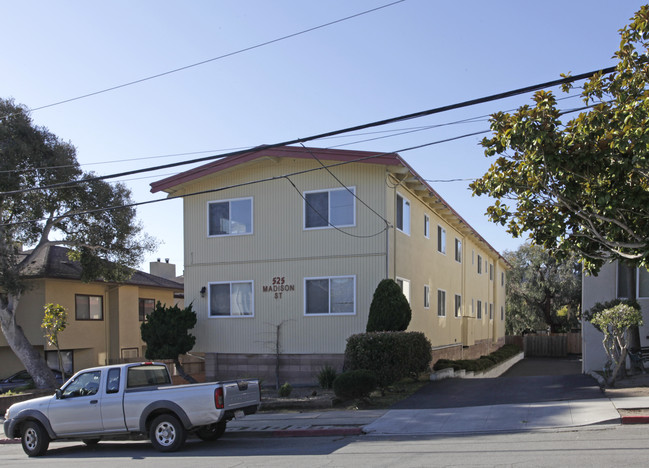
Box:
477 300 482 319
454 238 462 263
424 285 430 309
424 214 430 239
437 289 446 317
477 255 483 274
303 187 356 230
208 280 255 318
396 193 411 235
304 275 356 316
437 225 446 254
454 294 462 318
396 277 411 303
207 197 253 237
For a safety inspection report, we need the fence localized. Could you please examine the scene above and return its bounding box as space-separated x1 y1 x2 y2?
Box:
506 333 581 357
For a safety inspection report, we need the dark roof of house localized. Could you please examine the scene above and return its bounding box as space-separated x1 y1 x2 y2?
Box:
20 245 183 290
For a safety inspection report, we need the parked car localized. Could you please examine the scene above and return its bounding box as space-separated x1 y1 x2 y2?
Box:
4 362 261 456
0 369 65 393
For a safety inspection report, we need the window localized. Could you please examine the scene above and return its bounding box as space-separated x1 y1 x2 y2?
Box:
62 370 101 398
304 187 355 229
501 272 505 287
396 194 410 235
45 350 73 374
424 285 430 309
424 215 430 238
454 239 462 263
472 249 475 265
396 278 411 303
617 263 634 298
75 294 103 320
477 300 482 319
139 298 154 321
639 269 649 298
455 294 462 318
501 305 505 321
477 255 483 274
489 264 494 281
208 197 253 236
437 290 446 317
437 226 446 254
106 368 121 394
209 281 254 317
489 303 493 320
305 276 355 315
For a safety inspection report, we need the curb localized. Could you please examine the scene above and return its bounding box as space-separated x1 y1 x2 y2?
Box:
271 427 364 437
621 415 649 425
0 438 19 445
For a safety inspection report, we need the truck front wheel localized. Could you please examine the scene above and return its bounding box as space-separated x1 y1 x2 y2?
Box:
150 414 187 452
196 421 226 441
21 421 50 457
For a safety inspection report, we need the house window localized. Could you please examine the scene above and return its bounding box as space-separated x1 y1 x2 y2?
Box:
477 300 482 319
455 294 462 318
209 281 254 317
305 276 355 315
75 294 103 320
437 226 446 254
208 197 253 236
396 277 411 303
472 249 475 265
501 305 505 321
424 285 430 309
396 194 410 235
304 187 355 229
489 303 493 320
437 290 446 317
477 255 483 274
45 350 74 374
139 298 154 322
638 269 649 298
454 238 462 263
501 272 505 287
424 215 430 238
489 264 494 281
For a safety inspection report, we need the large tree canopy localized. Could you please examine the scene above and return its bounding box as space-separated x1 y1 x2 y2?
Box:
471 6 649 274
0 98 153 388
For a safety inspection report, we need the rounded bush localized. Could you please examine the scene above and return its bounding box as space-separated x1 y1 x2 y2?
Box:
333 370 378 400
278 382 292 397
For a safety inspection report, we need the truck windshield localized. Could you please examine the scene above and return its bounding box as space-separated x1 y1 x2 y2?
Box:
126 365 171 388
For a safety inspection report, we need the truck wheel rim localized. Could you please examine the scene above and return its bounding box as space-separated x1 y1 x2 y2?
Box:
154 422 176 446
25 428 37 450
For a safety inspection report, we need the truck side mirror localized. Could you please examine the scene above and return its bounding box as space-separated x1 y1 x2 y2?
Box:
55 389 63 400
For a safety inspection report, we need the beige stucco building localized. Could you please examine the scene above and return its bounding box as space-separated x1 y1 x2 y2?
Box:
0 246 183 378
151 146 507 384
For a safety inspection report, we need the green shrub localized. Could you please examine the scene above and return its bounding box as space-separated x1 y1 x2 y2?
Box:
278 382 292 397
317 365 337 390
333 370 378 400
344 331 432 388
433 344 522 372
366 279 411 332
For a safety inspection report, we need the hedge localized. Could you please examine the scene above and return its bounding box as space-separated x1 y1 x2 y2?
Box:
433 344 521 373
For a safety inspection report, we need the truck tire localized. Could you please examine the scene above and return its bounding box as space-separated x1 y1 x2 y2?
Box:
21 421 50 457
196 421 226 441
149 414 187 452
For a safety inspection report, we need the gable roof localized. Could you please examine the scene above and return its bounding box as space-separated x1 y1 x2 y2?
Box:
150 145 506 263
20 245 183 290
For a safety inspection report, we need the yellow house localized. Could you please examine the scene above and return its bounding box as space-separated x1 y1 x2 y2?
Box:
151 146 507 384
0 246 183 378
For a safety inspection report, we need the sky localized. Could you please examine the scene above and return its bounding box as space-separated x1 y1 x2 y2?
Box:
2 0 646 275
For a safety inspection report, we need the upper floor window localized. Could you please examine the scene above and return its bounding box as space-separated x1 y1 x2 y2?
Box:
501 272 505 287
477 300 482 319
501 305 505 321
305 276 355 315
454 294 462 318
489 263 494 281
139 298 154 322
208 197 253 236
396 277 411 303
209 281 254 317
396 194 410 235
424 215 430 238
424 285 430 309
437 289 446 317
304 187 355 229
477 255 483 274
454 238 462 263
75 294 103 320
437 226 446 254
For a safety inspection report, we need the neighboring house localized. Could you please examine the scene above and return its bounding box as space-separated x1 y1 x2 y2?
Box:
582 261 649 374
0 246 184 378
151 146 508 384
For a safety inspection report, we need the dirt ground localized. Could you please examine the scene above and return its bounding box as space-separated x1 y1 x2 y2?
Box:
602 372 649 398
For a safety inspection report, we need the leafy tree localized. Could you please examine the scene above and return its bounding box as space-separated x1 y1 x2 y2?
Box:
41 303 68 380
470 6 649 275
587 300 643 386
366 279 411 332
504 243 581 334
140 302 197 383
0 98 153 389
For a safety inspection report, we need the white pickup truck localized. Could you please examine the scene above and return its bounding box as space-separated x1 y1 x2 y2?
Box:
3 362 260 456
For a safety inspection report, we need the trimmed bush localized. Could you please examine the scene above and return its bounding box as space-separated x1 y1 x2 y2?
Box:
366 279 411 332
344 331 432 388
333 370 378 400
433 344 521 372
317 365 337 390
278 382 292 397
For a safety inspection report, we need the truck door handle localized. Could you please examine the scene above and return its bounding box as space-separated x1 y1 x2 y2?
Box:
90 400 98 404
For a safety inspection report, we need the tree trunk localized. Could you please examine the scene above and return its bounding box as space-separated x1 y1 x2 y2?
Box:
0 294 57 389
173 358 197 384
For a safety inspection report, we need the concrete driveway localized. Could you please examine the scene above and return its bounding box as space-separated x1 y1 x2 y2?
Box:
392 356 604 410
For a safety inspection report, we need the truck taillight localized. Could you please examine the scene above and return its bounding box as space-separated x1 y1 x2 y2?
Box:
214 387 224 409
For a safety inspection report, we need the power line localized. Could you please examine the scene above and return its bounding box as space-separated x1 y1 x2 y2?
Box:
22 1 406 114
0 65 616 197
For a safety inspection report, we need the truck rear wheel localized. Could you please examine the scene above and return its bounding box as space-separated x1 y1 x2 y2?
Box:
196 421 226 441
21 421 50 457
150 414 186 452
